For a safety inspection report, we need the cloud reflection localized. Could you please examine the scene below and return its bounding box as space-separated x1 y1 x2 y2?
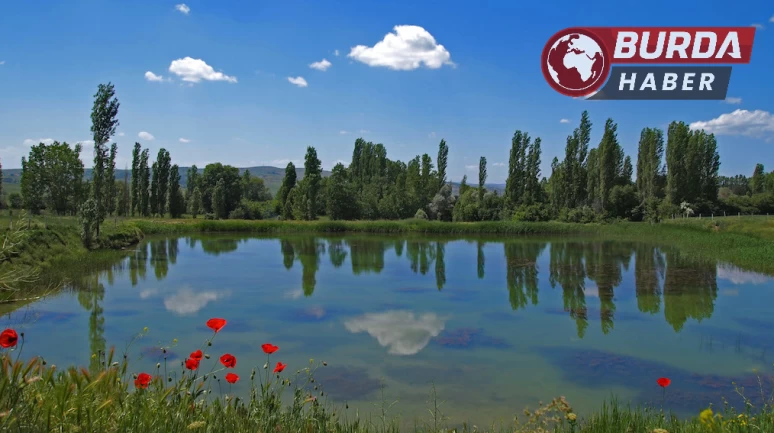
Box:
717 264 772 285
344 310 445 355
163 287 229 315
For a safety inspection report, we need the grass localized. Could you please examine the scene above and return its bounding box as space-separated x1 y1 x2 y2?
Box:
1 323 772 433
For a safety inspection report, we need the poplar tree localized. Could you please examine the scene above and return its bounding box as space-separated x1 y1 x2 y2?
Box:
139 149 151 216
666 121 691 205
150 161 159 216
597 118 620 210
131 143 141 216
89 82 119 237
106 143 118 217
303 146 322 220
635 127 664 201
478 156 487 203
437 139 448 187
276 162 297 215
168 164 184 218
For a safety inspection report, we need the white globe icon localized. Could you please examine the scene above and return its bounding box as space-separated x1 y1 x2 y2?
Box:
546 33 604 91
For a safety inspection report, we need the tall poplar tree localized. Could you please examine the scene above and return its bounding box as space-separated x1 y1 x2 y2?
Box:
437 139 448 187
303 146 322 220
276 162 297 215
139 149 150 216
478 156 487 203
89 82 119 237
131 143 141 216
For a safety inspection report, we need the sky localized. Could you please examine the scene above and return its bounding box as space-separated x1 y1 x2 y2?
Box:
1 0 772 183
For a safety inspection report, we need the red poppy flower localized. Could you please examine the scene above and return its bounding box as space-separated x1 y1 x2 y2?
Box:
225 373 239 384
657 377 671 388
206 318 227 333
134 372 152 389
220 353 236 368
190 350 203 361
0 329 18 348
273 362 287 374
261 343 279 354
185 358 200 370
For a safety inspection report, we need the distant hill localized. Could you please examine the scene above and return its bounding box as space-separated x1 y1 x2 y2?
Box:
2 166 506 196
2 166 332 195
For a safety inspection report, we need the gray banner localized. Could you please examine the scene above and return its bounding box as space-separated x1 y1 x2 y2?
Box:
588 66 732 100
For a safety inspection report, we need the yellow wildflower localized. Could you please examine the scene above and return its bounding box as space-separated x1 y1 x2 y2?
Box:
699 408 714 425
187 421 206 430
143 327 148 333
652 429 669 433
566 413 577 422
173 338 178 344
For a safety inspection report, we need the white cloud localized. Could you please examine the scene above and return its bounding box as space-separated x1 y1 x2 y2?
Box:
169 57 237 83
359 129 370 134
79 140 95 146
339 130 349 135
117 132 125 137
751 23 764 29
560 118 570 123
465 164 477 171
344 310 446 355
0 61 5 65
138 131 155 141
724 97 742 104
491 162 506 167
23 138 55 146
334 49 340 56
428 132 436 139
179 137 191 143
770 15 774 23
717 264 772 285
175 3 190 15
139 289 158 299
261 159 302 167
144 71 165 82
287 76 308 87
689 109 774 139
348 25 454 70
164 288 228 315
331 159 348 167
309 59 332 71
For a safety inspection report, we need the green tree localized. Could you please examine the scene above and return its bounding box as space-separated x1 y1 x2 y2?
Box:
302 146 322 220
598 118 621 211
89 82 119 237
150 161 159 216
139 149 151 216
326 163 358 220
524 138 542 205
189 187 203 218
105 143 118 217
751 164 766 194
242 170 272 201
437 139 448 187
459 174 469 196
131 143 141 216
666 121 691 205
117 169 130 217
155 149 171 216
20 148 45 215
636 127 665 201
276 162 297 215
506 130 530 207
78 199 99 247
200 163 242 216
212 178 227 219
478 156 487 203
168 164 184 218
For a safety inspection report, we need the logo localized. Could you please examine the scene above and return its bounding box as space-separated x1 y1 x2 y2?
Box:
541 27 756 100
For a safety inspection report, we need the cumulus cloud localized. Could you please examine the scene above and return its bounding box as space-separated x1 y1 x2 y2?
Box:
334 49 340 56
689 109 774 139
179 137 190 143
465 164 477 171
348 25 454 70
117 132 125 137
23 138 55 146
359 129 369 134
344 310 446 355
169 57 237 83
770 15 774 23
79 140 95 146
287 76 308 87
560 118 570 123
724 97 742 104
491 162 506 167
138 131 155 141
175 3 190 14
144 71 165 82
309 59 332 71
339 130 349 135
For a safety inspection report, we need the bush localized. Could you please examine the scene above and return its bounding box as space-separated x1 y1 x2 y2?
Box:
228 207 247 220
558 206 598 224
512 204 552 222
204 213 216 220
414 209 428 220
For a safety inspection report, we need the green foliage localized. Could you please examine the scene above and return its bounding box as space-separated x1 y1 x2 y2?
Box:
428 183 455 221
9 193 22 209
168 164 184 218
326 163 358 220
607 184 639 220
636 127 665 202
188 187 203 219
90 82 119 237
201 163 242 217
276 162 297 215
139 149 151 217
558 206 598 224
78 198 99 246
302 146 322 220
512 203 552 222
242 170 272 202
437 138 448 186
414 208 428 220
212 178 227 219
478 156 487 203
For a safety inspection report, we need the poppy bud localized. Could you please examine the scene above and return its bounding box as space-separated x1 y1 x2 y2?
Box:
205 354 210 359
133 374 138 379
321 391 324 396
173 338 178 344
207 342 212 346
20 332 24 339
263 363 268 369
42 360 47 365
156 363 160 369
112 362 119 367
162 348 166 354
314 386 318 390
213 375 217 380
346 404 349 409
322 362 327 367
50 365 56 370
311 378 315 383
168 377 172 382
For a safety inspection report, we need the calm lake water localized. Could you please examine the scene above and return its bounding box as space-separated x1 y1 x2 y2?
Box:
4 234 774 426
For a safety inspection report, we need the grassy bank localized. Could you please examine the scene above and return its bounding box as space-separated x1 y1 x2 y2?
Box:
0 322 769 433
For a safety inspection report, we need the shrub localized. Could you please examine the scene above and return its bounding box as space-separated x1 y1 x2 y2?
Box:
414 209 428 220
512 204 552 222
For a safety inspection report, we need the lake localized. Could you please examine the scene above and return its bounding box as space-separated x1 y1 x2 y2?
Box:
4 234 774 427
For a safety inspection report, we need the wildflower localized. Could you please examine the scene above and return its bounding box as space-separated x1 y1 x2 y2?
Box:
156 363 161 369
205 354 210 359
206 318 227 333
220 354 236 368
185 358 200 371
225 373 239 384
656 377 671 388
190 350 203 361
261 343 279 354
91 353 97 359
134 372 152 389
652 429 669 433
173 338 178 344
143 327 148 333
566 413 577 422
274 362 287 374
700 408 714 425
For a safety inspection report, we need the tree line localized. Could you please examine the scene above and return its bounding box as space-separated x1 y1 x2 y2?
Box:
7 83 774 232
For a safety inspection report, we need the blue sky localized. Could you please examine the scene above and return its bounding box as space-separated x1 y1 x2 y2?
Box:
1 0 772 183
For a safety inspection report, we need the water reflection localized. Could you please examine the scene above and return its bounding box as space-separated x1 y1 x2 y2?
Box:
344 311 446 355
37 235 774 339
